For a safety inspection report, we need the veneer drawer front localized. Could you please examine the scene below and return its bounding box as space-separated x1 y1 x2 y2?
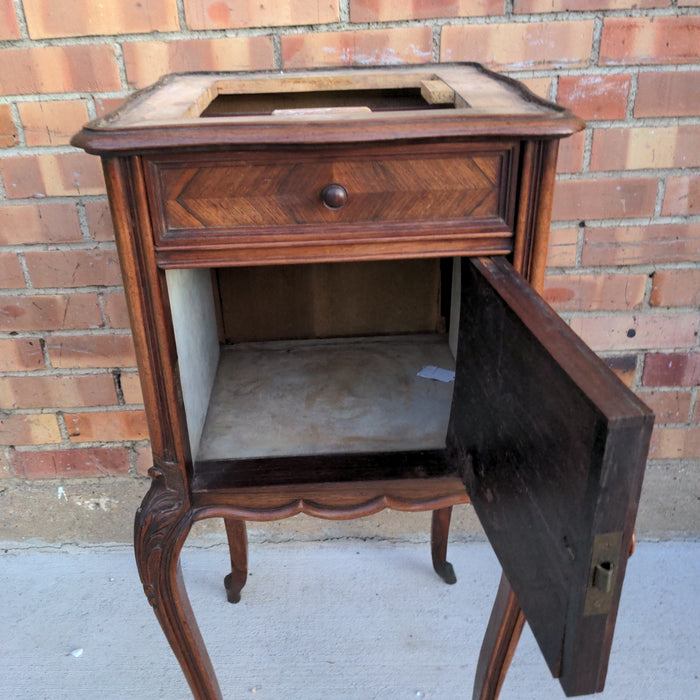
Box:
146 142 518 250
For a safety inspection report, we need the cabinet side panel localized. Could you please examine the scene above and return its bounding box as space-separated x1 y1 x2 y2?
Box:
166 268 220 461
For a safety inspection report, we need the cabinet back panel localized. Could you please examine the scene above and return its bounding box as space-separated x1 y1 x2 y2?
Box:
216 259 442 344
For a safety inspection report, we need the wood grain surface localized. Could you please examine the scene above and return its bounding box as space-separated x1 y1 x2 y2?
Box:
448 257 653 695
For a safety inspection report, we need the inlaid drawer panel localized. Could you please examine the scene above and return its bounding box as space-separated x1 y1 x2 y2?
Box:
145 141 519 264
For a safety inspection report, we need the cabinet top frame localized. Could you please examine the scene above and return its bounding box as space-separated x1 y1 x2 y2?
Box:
72 63 584 154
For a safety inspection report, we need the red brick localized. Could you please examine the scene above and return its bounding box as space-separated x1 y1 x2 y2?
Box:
441 21 594 70
546 228 578 267
0 203 82 245
603 355 637 388
0 293 102 331
186 0 338 29
46 334 136 369
0 153 105 198
557 131 585 174
123 37 275 89
0 0 21 40
0 414 61 446
543 272 646 311
662 176 700 216
65 409 148 442
24 249 122 288
569 313 698 352
635 71 700 118
120 371 144 405
557 74 630 121
85 201 115 241
0 253 26 288
18 99 90 146
23 0 179 39
0 45 121 95
135 444 153 476
551 178 657 221
282 27 433 68
0 338 44 371
13 447 129 479
0 374 118 409
0 104 18 147
581 224 700 266
350 0 504 21
94 97 124 117
650 269 700 308
648 426 700 459
600 16 700 65
519 77 553 100
638 390 692 423
643 352 700 387
693 398 700 422
102 292 131 328
591 126 700 171
515 0 667 9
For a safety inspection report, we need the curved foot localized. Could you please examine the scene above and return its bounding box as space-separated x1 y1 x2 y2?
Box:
434 560 457 585
431 506 457 584
224 518 248 604
223 573 242 604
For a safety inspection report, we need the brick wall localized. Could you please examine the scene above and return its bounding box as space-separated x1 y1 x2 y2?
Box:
0 1 698 537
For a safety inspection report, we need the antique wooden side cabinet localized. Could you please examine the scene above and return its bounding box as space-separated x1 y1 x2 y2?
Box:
72 64 653 699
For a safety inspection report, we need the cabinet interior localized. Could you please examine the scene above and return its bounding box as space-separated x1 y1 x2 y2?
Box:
200 88 452 117
197 74 460 118
166 259 461 468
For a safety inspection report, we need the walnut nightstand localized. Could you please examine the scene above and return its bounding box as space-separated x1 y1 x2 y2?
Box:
73 64 652 699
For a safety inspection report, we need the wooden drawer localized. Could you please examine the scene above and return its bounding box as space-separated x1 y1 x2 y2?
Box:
145 141 518 266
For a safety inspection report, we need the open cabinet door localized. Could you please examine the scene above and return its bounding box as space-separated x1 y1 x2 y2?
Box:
447 257 653 696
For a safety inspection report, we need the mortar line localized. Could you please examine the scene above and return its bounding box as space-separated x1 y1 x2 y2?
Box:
8 101 25 147
11 0 29 39
0 329 134 339
590 14 604 67
627 70 640 121
432 24 441 64
75 201 93 241
1 405 146 415
271 32 282 70
175 0 188 32
15 250 32 288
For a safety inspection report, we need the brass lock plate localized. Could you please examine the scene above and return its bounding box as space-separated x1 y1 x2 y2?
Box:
584 531 623 616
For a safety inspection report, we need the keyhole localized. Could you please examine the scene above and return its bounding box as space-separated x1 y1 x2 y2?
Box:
593 561 614 593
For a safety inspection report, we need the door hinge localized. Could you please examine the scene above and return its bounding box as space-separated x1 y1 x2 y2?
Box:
583 531 623 616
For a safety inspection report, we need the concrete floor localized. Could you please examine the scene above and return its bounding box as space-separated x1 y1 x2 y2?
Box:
0 538 698 700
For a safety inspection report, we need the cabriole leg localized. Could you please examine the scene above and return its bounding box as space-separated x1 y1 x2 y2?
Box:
223 518 248 604
472 571 525 700
135 470 222 700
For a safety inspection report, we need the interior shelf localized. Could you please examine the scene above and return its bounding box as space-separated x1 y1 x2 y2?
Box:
194 334 455 476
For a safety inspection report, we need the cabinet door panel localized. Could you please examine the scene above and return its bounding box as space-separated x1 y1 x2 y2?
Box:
448 257 653 696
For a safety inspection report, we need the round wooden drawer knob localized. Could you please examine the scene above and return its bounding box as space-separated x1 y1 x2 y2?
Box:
320 183 348 210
